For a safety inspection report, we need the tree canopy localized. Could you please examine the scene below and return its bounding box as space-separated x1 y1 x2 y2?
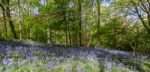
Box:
0 0 150 53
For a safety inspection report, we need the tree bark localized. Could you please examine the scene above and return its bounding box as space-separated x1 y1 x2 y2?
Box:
97 0 101 47
6 0 18 38
69 31 72 46
77 0 82 47
0 0 18 39
0 5 7 37
63 11 68 46
18 0 22 40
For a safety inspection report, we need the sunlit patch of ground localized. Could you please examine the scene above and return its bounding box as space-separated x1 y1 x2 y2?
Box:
0 41 149 72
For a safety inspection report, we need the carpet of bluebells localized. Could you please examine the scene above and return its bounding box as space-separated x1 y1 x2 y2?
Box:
0 40 150 72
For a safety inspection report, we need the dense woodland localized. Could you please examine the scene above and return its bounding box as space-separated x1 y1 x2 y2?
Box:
0 0 150 72
0 0 150 54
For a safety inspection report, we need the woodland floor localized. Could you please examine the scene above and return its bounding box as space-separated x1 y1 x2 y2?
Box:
0 40 150 72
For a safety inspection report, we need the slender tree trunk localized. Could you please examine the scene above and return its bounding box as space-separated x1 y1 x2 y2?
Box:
1 7 7 37
148 14 150 27
29 28 32 40
77 0 82 47
85 12 88 46
114 20 117 48
18 0 22 40
29 2 32 40
131 0 150 34
35 33 38 41
50 31 53 43
63 12 68 46
96 0 101 47
47 28 50 43
69 31 72 46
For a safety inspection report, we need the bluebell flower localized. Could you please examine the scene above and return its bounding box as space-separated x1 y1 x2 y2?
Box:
2 58 13 65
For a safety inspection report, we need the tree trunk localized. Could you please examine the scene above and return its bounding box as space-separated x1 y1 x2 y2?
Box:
77 0 82 47
47 28 50 43
18 0 22 40
131 0 150 34
6 5 18 39
96 0 101 47
69 31 72 46
63 12 68 46
1 7 7 37
1 0 18 39
29 2 32 40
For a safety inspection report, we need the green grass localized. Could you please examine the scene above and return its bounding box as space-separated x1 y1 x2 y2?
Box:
0 45 149 72
140 61 150 72
0 57 102 72
1 55 150 72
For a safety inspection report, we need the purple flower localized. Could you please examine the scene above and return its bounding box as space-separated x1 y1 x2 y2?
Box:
0 44 4 48
2 58 8 65
2 58 13 65
5 46 12 54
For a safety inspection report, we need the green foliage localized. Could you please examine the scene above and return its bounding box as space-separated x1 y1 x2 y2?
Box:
141 61 150 72
1 56 101 72
0 0 150 53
